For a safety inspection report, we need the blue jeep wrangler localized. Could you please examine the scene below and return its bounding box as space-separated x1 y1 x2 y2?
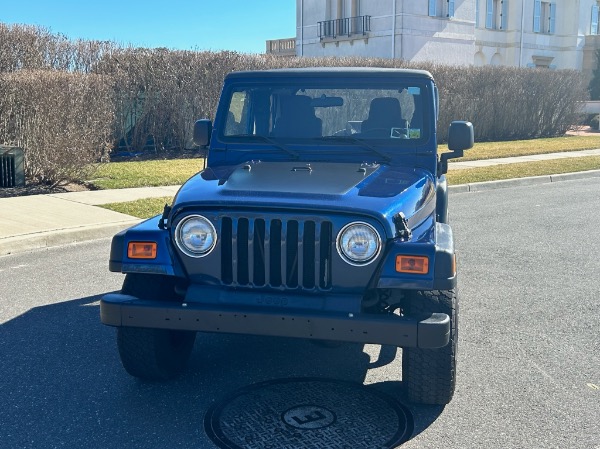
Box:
100 67 473 405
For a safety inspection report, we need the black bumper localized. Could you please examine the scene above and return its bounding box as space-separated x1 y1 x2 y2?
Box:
100 293 450 349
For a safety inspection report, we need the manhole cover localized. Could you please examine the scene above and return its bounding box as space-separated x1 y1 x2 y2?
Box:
204 378 413 449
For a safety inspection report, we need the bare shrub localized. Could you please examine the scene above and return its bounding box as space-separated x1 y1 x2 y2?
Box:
0 23 116 73
0 22 589 174
434 65 586 141
0 70 115 184
110 52 581 144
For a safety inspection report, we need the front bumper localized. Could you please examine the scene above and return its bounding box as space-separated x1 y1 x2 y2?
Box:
100 293 450 348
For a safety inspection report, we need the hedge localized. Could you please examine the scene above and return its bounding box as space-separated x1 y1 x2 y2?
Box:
0 23 588 184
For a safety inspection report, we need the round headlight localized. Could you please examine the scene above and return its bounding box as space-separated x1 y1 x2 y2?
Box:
337 222 381 265
175 215 217 257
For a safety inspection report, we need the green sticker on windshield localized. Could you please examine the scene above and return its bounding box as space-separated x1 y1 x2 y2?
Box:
408 129 421 139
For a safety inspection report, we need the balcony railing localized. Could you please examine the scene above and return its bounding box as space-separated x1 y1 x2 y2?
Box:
266 38 296 56
318 15 371 40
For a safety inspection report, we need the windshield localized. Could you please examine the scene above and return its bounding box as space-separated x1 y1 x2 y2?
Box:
221 81 429 144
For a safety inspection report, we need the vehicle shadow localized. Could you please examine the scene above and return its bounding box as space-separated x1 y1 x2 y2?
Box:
0 294 443 448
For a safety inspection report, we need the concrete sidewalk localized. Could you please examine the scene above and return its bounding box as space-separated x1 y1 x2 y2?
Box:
1 150 600 256
0 186 180 256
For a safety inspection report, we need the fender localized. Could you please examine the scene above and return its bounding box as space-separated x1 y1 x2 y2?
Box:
376 222 456 291
436 174 449 224
109 215 185 278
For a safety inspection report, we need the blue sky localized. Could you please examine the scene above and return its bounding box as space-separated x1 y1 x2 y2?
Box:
2 0 296 54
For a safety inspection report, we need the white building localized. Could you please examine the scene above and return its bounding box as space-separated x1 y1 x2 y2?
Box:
276 0 600 77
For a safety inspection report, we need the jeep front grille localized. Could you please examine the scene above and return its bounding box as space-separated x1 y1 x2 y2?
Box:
220 217 333 291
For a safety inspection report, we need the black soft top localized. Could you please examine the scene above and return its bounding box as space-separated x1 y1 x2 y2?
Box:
225 67 434 81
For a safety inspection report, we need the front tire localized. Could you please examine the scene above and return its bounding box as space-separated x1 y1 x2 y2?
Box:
117 326 196 380
402 289 458 405
116 273 196 380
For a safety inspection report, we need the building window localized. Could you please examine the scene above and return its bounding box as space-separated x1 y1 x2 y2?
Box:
486 0 507 30
534 0 556 34
428 0 455 18
592 4 599 35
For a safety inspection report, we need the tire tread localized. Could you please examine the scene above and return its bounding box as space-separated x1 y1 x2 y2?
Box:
402 289 457 405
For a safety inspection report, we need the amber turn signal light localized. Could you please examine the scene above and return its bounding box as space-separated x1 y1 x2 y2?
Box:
396 255 429 274
128 242 157 259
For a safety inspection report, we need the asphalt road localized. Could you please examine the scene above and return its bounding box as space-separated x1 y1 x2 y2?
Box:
1 178 599 449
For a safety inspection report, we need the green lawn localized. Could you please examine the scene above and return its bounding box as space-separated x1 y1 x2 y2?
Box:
99 197 172 218
88 158 205 190
89 135 600 191
446 156 600 185
95 135 600 218
440 135 600 161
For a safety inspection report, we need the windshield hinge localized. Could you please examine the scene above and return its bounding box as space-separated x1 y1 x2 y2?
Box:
393 212 412 241
158 204 172 230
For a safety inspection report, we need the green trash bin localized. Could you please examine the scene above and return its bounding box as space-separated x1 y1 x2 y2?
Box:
0 146 25 188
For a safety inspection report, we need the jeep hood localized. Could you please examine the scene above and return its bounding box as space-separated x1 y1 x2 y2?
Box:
173 161 435 238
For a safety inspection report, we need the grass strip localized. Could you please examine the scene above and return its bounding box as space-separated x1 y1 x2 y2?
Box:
100 158 600 219
99 197 172 219
89 159 203 190
447 156 600 185
441 135 600 161
89 136 600 190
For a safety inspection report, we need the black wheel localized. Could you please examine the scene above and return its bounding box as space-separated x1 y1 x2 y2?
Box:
117 326 196 380
116 273 196 380
402 289 457 405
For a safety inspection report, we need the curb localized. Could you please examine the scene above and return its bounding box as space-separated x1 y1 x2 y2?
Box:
0 219 141 257
448 169 600 193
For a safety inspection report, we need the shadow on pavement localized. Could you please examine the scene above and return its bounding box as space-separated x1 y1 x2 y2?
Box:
0 295 443 448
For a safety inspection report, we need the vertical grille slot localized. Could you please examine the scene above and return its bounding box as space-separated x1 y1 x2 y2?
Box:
220 215 332 291
303 221 316 289
269 219 282 287
319 221 333 289
253 219 266 286
221 217 233 284
286 220 299 288
237 218 249 285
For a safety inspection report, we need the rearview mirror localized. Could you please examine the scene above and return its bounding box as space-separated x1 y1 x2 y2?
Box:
311 96 344 107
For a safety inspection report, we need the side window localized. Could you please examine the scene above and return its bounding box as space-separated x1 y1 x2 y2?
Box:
225 91 247 136
401 88 421 139
399 88 416 124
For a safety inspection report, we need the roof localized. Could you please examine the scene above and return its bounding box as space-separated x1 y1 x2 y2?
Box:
225 67 434 81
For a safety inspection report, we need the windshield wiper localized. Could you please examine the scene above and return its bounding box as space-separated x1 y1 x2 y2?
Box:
233 134 299 159
320 135 391 163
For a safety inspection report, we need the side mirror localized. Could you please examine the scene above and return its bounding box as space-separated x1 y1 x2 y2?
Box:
193 119 212 147
448 121 474 152
439 121 474 175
